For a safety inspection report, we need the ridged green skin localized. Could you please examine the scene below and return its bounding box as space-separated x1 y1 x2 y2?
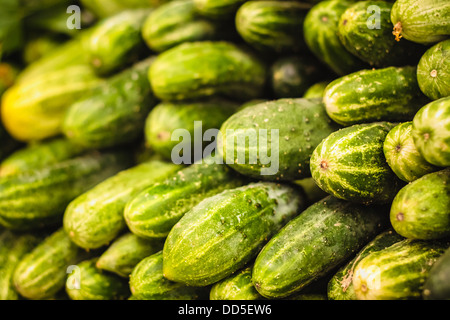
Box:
13 229 89 300
417 39 450 100
337 1 425 67
303 81 330 99
144 99 238 161
383 122 438 182
0 151 132 230
62 58 158 150
423 246 450 300
235 1 309 53
80 0 164 18
124 160 248 239
0 230 43 300
310 122 403 205
303 0 367 76
218 98 341 181
390 169 450 240
251 196 389 298
323 66 430 126
129 251 209 300
163 182 307 286
66 258 130 300
63 160 181 250
193 0 247 19
327 229 404 300
0 137 88 177
353 239 449 300
96 233 165 278
390 0 450 45
142 0 220 53
270 55 328 98
85 9 151 76
210 266 263 300
412 96 450 167
149 41 267 101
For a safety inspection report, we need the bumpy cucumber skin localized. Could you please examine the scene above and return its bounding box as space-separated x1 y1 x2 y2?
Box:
423 246 450 300
310 122 403 205
210 266 263 300
63 160 181 250
251 195 389 299
162 182 307 287
390 169 450 240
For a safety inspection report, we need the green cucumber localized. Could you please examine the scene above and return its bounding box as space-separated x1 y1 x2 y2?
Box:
0 151 132 230
124 159 248 239
423 246 450 300
66 258 130 300
353 239 449 300
323 66 430 126
162 182 307 287
390 169 450 240
251 195 389 299
218 98 341 181
383 122 438 182
310 122 403 205
129 251 209 300
149 41 267 101
303 81 330 99
210 266 263 300
417 39 450 100
193 0 247 20
327 229 404 300
63 160 181 250
96 233 165 278
391 0 450 45
412 96 450 167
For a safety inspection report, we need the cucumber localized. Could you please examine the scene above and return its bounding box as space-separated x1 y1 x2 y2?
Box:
149 41 267 101
310 122 403 205
323 66 430 126
193 0 247 20
62 58 158 150
129 251 209 300
66 258 130 300
63 160 181 250
0 151 132 230
412 96 450 167
391 0 450 45
251 195 389 298
352 239 449 300
327 229 404 300
210 266 263 300
390 169 450 240
417 39 450 100
162 182 307 287
124 159 248 239
96 233 165 278
423 246 450 300
218 98 340 181
383 122 438 182
303 81 330 99
12 228 90 300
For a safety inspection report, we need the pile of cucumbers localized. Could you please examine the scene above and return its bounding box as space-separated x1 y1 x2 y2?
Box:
0 0 449 301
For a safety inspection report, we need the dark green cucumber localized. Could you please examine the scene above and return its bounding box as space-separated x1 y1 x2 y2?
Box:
193 0 247 20
62 58 158 150
13 228 90 300
210 266 263 300
66 258 130 300
149 41 267 101
0 151 132 230
129 251 209 300
63 160 181 250
327 229 404 300
383 122 438 182
235 1 309 53
310 122 403 205
251 195 389 299
218 98 340 181
353 239 449 300
124 159 248 239
323 66 430 126
162 182 307 287
96 233 165 278
423 246 450 300
417 39 450 101
390 169 450 240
